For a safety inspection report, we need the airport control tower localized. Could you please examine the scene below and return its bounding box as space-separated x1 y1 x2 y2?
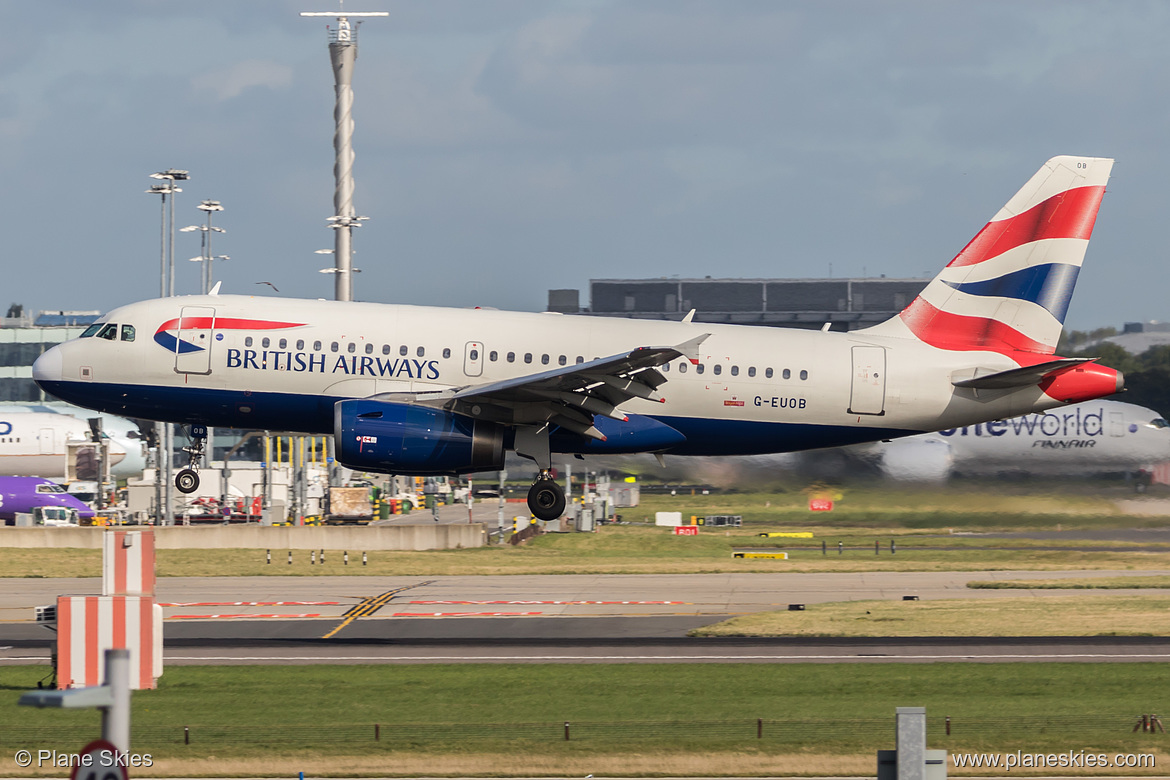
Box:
301 6 386 302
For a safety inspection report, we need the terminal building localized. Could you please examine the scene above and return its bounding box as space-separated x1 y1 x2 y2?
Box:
548 277 929 330
0 306 101 402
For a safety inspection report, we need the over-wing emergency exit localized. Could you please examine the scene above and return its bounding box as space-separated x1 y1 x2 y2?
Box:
33 156 1122 519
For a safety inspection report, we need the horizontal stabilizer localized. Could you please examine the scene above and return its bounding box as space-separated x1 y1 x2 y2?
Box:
952 357 1096 390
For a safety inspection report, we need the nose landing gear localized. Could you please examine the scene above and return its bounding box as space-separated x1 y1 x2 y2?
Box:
174 425 207 494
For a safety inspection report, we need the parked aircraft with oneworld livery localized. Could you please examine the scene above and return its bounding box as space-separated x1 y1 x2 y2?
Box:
33 156 1121 519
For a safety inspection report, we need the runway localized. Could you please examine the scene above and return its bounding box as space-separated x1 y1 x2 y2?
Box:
2 569 1167 665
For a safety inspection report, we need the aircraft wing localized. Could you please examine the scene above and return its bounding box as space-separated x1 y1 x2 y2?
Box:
372 333 709 440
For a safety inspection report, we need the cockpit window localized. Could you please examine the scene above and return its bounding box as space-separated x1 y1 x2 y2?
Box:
96 324 118 340
35 483 66 494
80 324 102 338
120 325 135 342
1148 418 1169 429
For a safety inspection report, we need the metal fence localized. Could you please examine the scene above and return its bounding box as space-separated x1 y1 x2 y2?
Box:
1 715 1162 750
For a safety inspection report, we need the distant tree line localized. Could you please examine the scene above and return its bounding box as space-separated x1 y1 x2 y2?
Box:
1060 329 1170 418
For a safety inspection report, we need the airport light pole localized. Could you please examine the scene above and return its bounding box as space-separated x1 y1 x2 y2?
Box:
300 7 385 302
147 169 188 526
181 200 226 295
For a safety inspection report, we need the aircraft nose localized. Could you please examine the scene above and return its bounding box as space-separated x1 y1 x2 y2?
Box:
32 345 63 383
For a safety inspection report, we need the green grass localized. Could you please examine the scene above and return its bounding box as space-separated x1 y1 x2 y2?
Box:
691 594 1170 637
1 521 1169 577
969 576 1170 589
2 663 1166 759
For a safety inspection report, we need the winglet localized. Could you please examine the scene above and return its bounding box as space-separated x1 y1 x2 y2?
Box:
676 333 709 365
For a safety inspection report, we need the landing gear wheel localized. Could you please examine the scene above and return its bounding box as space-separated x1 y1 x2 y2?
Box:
528 478 566 521
175 468 200 494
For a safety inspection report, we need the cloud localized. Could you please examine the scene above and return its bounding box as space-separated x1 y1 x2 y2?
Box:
190 60 294 101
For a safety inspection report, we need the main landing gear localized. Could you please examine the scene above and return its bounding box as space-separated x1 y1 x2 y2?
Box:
528 471 566 521
174 425 207 494
515 424 566 521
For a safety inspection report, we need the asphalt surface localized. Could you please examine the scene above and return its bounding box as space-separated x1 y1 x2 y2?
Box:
3 570 1168 665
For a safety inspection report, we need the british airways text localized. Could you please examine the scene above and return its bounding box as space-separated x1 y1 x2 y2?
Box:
225 349 440 380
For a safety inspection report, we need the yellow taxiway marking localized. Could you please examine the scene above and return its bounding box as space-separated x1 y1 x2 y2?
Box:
322 580 435 639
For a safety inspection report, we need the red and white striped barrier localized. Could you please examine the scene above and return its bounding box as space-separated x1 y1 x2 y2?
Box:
57 595 162 690
102 530 155 597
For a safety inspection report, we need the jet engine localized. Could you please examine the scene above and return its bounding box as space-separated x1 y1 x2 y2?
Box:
335 400 505 475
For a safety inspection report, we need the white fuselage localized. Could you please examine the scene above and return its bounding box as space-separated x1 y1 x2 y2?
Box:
31 294 1085 460
0 412 128 479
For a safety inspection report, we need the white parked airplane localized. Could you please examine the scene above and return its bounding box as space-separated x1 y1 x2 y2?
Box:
882 398 1170 480
33 156 1122 518
0 411 132 480
644 399 1169 485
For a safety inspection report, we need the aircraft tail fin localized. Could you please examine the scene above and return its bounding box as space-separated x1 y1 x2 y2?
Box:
865 155 1113 355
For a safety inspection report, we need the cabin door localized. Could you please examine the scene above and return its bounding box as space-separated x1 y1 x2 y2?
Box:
174 306 216 375
848 346 886 415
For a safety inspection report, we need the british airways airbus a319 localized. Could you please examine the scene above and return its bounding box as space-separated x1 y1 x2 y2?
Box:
34 156 1122 519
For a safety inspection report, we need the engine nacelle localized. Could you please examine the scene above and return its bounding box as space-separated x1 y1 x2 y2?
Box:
335 400 504 476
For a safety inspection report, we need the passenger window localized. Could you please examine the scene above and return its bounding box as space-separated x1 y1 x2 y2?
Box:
558 355 567 366
417 346 425 357
80 324 102 338
765 368 774 379
469 349 479 361
524 353 532 364
97 324 118 340
489 351 498 361
748 367 756 378
662 363 670 372
279 338 287 350
507 352 515 363
731 366 738 376
679 363 688 374
330 342 339 353
120 325 136 342
262 337 270 349
783 368 791 380
541 354 550 365
245 336 253 347
296 339 305 350
365 343 373 354
442 348 451 359
800 370 808 380
400 345 408 356
696 364 705 375
713 364 722 376
576 356 584 364
383 345 391 355
313 341 322 351
347 342 356 354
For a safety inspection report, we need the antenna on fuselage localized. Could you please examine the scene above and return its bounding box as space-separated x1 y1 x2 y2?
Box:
300 2 386 303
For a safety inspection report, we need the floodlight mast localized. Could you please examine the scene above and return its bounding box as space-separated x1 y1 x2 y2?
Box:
301 7 387 302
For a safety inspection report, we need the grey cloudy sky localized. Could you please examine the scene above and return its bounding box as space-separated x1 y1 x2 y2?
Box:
2 1 1166 331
